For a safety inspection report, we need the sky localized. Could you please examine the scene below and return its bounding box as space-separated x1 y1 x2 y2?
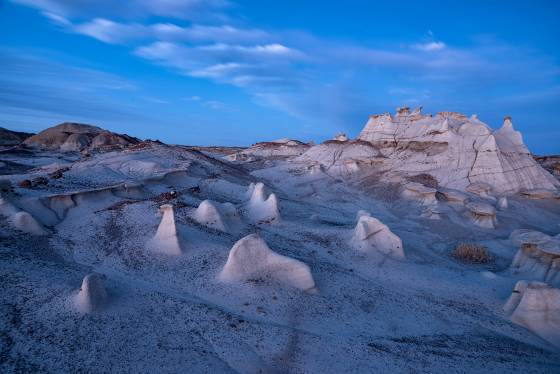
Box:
0 0 559 153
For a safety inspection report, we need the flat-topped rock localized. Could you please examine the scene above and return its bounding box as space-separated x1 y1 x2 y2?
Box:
510 230 560 286
465 200 497 228
402 182 438 205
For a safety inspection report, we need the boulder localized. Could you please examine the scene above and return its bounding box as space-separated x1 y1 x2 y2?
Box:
503 281 560 348
219 234 316 292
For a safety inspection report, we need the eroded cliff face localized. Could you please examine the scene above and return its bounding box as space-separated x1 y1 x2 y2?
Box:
357 107 559 194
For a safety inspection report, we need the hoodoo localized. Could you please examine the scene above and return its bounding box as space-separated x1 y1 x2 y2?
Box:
350 212 404 260
192 200 229 232
510 229 560 286
245 182 281 223
219 234 316 292
76 273 108 313
148 204 182 255
503 281 560 348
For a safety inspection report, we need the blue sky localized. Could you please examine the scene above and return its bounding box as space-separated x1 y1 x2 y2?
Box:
1 0 559 153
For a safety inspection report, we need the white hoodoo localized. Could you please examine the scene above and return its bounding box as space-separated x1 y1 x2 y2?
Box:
219 234 316 292
350 213 404 259
245 182 281 223
76 273 108 313
510 230 560 286
503 281 560 348
148 204 181 255
193 200 229 232
465 200 497 229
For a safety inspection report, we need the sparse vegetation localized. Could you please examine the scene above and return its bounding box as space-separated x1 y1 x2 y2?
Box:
452 242 491 263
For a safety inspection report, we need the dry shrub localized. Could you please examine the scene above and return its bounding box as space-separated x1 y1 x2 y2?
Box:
452 242 491 263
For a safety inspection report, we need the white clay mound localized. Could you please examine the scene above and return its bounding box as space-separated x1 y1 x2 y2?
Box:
245 182 281 223
219 234 316 292
148 204 182 255
503 281 560 348
465 200 497 229
350 214 404 260
193 200 229 232
510 230 560 286
76 273 108 313
0 197 48 235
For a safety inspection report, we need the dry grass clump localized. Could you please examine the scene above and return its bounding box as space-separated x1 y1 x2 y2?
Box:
452 242 491 263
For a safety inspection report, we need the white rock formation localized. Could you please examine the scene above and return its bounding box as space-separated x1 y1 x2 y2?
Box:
402 182 437 205
192 199 237 232
510 230 560 286
465 200 497 229
148 204 181 255
0 197 48 235
333 133 348 141
466 182 495 200
503 281 560 348
296 140 380 176
350 214 404 259
76 273 108 313
357 109 559 194
245 183 280 224
219 234 316 291
498 196 508 210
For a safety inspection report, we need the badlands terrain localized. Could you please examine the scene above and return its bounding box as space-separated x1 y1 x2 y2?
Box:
1 107 560 373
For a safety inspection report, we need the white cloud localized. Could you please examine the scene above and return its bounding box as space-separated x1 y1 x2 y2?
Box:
74 18 148 44
413 41 446 52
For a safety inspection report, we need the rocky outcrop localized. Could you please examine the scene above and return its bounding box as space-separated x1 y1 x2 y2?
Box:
534 155 560 181
503 281 560 348
0 197 48 235
219 234 316 292
357 109 559 194
23 122 139 152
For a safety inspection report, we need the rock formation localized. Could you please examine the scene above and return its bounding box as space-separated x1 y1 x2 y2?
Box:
510 229 560 286
227 139 310 161
0 197 48 235
498 196 508 210
245 182 280 224
402 182 437 205
219 234 316 291
357 109 559 194
297 140 380 176
503 281 560 348
192 199 238 232
350 212 404 259
465 201 497 229
148 204 182 255
23 122 139 152
76 273 108 313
